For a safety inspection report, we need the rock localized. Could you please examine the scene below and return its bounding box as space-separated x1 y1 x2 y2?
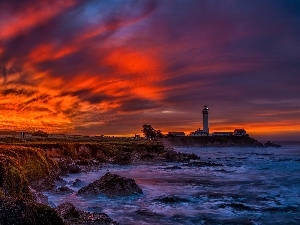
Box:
72 179 85 187
183 161 223 167
155 195 190 204
55 176 68 187
135 209 164 220
30 177 56 192
0 197 64 225
139 153 155 161
264 141 282 148
77 145 92 158
29 186 49 205
56 186 74 194
164 165 182 170
75 159 91 166
186 153 201 160
0 157 33 199
77 172 142 196
112 153 132 165
163 151 200 162
67 164 82 174
56 202 118 225
226 203 253 210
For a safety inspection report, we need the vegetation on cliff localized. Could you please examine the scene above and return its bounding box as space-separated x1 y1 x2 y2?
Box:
0 138 197 224
17 140 198 165
0 145 58 198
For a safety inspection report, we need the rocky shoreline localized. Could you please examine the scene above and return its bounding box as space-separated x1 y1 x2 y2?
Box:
0 137 281 224
0 139 199 225
166 136 281 148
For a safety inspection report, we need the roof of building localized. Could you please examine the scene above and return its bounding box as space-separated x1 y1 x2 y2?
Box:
234 129 246 133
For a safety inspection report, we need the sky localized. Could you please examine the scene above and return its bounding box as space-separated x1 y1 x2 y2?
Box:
0 0 300 141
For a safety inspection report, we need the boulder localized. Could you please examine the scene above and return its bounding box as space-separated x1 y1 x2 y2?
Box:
264 141 281 148
72 179 85 187
112 153 132 165
30 177 56 192
155 195 190 204
77 172 142 196
67 164 82 174
163 151 200 162
56 186 74 194
183 161 223 167
164 165 182 170
29 186 49 205
56 202 118 225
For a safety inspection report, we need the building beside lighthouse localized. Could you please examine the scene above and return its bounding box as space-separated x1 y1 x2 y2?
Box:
190 105 210 136
165 104 248 137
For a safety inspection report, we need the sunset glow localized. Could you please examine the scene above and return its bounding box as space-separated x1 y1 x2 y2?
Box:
1 0 300 140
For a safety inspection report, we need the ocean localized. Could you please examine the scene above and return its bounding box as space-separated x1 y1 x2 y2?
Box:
45 144 300 225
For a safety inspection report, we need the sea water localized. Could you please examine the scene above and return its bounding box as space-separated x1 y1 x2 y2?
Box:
45 144 300 225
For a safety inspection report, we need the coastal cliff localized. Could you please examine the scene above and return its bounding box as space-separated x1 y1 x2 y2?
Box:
0 139 198 224
0 136 281 224
166 135 264 147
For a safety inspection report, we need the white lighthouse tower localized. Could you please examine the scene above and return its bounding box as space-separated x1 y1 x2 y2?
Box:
202 105 209 134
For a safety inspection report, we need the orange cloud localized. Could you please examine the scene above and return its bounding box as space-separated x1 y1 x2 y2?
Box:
28 44 77 63
0 0 78 41
104 48 163 100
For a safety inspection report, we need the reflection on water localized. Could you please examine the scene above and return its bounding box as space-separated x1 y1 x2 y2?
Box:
45 145 300 224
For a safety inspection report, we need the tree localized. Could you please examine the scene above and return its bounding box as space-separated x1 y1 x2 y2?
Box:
32 130 48 137
142 124 156 139
156 130 164 138
142 124 164 139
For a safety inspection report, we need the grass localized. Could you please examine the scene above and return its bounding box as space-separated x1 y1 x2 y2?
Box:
0 138 167 198
0 145 58 198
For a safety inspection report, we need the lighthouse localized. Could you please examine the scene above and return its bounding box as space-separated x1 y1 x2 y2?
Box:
202 105 209 134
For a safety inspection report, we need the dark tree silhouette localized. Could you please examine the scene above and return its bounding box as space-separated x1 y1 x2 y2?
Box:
156 130 164 138
32 130 48 137
142 124 156 139
142 124 164 138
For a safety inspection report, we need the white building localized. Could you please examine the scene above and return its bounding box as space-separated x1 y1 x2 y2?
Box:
234 129 247 136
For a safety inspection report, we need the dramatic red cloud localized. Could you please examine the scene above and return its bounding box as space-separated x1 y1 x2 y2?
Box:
0 0 78 41
103 48 163 100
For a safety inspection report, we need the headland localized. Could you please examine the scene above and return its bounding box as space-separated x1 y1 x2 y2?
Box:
0 137 199 224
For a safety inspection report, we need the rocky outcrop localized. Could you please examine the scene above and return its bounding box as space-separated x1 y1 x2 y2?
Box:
0 197 64 225
155 195 190 204
264 141 281 148
112 152 132 165
67 164 82 174
16 140 200 166
72 179 85 187
163 150 200 162
56 202 118 225
183 161 223 167
30 177 56 192
0 145 58 199
77 172 142 197
167 136 264 147
56 186 74 194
